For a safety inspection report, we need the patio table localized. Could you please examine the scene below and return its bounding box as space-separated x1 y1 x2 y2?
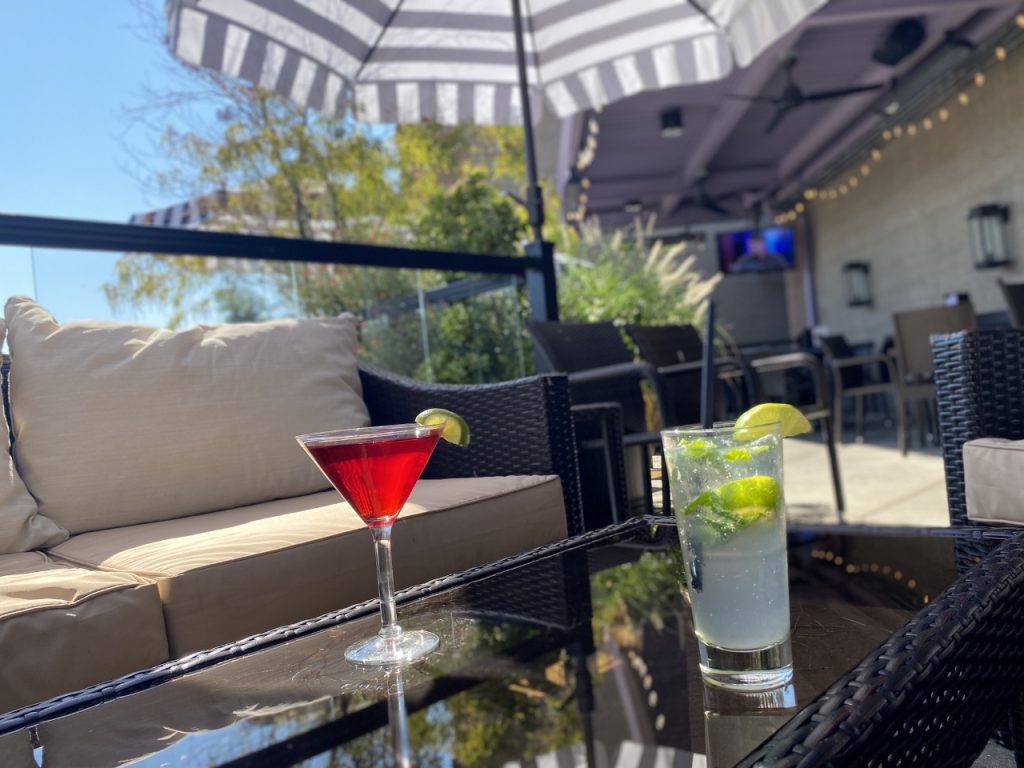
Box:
0 518 1018 767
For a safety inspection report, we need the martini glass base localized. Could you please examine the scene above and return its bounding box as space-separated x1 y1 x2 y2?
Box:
345 629 440 666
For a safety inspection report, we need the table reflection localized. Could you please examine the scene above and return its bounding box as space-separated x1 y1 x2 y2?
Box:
703 684 797 768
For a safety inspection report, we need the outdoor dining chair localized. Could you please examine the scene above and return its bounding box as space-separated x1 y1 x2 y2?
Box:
525 320 673 523
892 303 976 455
626 323 845 516
622 323 754 425
817 334 904 446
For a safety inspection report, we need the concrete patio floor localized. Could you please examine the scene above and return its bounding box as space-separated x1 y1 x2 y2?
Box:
782 429 949 527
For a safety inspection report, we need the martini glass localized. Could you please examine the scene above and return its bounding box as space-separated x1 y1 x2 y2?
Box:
297 423 443 665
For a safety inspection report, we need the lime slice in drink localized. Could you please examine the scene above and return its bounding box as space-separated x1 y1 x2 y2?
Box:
415 408 471 447
733 402 812 441
717 475 780 512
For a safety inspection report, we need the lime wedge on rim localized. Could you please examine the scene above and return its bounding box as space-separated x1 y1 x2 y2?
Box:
733 402 812 441
415 408 471 448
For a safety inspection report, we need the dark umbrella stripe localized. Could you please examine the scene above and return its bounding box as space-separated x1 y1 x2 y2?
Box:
168 0 826 123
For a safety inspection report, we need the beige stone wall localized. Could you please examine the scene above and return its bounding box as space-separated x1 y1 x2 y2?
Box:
810 49 1024 345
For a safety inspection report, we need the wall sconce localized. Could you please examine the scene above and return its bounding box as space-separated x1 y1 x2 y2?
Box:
842 262 873 307
968 203 1011 269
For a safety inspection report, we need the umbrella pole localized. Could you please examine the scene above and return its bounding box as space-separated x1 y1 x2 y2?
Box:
511 0 543 243
511 0 559 322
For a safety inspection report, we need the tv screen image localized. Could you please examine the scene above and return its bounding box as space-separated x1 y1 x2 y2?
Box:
717 227 795 273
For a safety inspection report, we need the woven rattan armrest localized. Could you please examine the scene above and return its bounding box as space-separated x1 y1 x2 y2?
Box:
359 363 583 535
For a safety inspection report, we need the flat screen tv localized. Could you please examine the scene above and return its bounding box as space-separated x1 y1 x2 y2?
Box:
717 226 795 274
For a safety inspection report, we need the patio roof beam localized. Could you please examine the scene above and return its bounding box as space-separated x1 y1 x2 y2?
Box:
805 0 1020 28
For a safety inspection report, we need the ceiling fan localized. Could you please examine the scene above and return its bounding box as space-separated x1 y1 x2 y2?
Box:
731 51 887 134
672 175 736 217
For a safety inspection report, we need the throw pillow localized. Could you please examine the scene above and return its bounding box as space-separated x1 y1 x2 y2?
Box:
0 317 69 551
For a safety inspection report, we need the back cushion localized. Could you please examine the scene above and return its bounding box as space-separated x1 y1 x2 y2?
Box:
0 323 68 552
4 297 369 534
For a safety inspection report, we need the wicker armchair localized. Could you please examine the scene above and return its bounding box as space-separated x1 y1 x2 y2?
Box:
932 329 1024 531
1 356 584 538
740 529 1024 767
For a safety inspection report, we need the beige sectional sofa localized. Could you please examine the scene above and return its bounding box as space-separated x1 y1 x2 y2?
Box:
0 297 580 714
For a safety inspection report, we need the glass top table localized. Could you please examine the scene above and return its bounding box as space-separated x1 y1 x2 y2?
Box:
0 518 1013 767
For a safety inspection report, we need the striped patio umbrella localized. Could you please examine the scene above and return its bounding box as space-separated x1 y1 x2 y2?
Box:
166 0 826 252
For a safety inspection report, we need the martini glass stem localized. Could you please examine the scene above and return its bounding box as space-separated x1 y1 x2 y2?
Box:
371 524 402 640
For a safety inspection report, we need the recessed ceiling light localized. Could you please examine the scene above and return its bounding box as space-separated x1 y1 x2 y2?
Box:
624 200 644 213
882 100 900 115
659 108 684 138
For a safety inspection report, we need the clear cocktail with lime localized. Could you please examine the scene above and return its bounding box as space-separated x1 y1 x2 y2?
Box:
662 404 808 690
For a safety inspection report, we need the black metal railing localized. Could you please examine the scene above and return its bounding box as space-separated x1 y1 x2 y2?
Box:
0 213 558 321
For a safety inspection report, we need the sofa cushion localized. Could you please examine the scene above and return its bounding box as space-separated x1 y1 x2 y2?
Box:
0 321 67 554
0 551 169 714
964 438 1024 525
51 475 567 656
4 296 368 534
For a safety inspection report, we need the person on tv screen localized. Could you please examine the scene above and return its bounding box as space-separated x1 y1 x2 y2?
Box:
731 231 790 273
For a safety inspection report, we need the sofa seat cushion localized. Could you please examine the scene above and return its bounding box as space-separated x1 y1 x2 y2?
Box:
4 297 368 535
51 475 567 657
964 438 1024 525
0 552 168 714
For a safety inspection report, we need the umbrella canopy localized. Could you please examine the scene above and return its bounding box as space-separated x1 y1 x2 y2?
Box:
167 0 828 125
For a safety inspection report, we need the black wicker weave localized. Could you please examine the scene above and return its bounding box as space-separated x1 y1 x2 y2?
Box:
359 363 583 536
739 530 1024 768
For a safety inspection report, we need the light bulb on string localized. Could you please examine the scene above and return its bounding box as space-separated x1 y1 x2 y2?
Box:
795 202 805 214
923 117 933 131
861 164 871 176
958 91 970 106
839 184 849 195
996 46 1008 61
871 148 882 161
804 189 817 200
974 72 986 88
882 129 893 141
581 177 591 189
939 107 950 121
849 177 859 188
1017 13 1024 28
893 125 904 138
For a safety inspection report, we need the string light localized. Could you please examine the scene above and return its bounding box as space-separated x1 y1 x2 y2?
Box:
806 35 1013 208
1017 13 1024 28
795 202 805 213
581 177 591 189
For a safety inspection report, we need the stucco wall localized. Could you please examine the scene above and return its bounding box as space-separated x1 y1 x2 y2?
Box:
810 49 1024 346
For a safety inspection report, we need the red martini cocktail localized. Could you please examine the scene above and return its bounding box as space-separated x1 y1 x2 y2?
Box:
297 423 443 665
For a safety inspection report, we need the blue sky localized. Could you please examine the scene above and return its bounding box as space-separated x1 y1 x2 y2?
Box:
0 3 212 322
